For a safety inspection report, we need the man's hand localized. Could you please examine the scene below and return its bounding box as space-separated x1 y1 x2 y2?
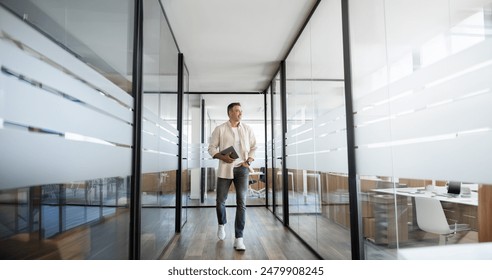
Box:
216 153 235 163
241 157 254 167
222 153 235 163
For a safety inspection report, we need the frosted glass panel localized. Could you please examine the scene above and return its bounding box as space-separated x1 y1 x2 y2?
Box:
286 142 312 155
0 40 132 123
355 147 393 177
0 5 134 190
0 130 131 189
142 108 178 154
188 143 201 169
314 113 346 133
392 132 492 183
286 128 313 144
3 77 132 146
352 1 492 183
315 151 348 173
348 0 492 261
286 155 315 171
391 93 492 140
201 143 217 168
286 103 348 172
142 152 178 174
0 7 132 106
315 134 347 152
143 118 159 135
354 120 392 146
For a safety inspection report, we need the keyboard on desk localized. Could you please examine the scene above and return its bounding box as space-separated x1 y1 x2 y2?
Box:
435 193 459 198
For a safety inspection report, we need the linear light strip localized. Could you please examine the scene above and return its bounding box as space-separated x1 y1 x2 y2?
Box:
364 127 491 149
2 120 131 148
356 87 490 127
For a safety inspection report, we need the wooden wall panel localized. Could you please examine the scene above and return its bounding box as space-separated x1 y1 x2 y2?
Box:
478 185 492 242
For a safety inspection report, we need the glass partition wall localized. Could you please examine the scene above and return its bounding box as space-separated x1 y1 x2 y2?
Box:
283 0 350 259
0 0 135 259
265 86 274 211
272 73 284 221
0 0 187 259
274 0 492 260
348 0 492 259
181 65 190 229
141 0 182 260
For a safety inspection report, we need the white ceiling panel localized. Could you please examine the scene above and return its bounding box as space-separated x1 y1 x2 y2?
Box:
161 0 317 92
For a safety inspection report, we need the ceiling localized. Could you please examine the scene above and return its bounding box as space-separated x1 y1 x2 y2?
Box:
161 0 318 93
161 0 342 122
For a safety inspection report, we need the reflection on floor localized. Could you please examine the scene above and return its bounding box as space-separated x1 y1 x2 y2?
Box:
185 191 266 207
288 212 352 260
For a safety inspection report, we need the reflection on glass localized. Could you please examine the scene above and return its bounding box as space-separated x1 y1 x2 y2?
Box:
0 177 130 259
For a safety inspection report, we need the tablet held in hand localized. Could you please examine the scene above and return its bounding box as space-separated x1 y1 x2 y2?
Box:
220 146 239 159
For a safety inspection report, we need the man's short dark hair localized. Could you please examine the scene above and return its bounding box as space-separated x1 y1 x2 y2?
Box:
227 102 241 114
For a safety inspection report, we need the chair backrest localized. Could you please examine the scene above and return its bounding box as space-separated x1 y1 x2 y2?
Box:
414 196 453 235
259 167 266 182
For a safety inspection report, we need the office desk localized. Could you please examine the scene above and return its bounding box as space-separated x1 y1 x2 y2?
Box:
373 188 478 207
371 187 479 244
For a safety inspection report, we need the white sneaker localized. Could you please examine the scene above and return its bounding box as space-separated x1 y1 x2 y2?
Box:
234 238 246 251
217 224 226 240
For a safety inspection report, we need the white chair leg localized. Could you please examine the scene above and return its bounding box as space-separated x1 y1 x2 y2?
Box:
439 235 447 245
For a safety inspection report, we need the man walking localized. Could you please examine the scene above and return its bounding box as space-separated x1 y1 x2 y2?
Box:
208 102 257 251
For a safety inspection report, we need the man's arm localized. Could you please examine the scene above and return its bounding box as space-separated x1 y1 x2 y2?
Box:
241 126 256 167
247 127 257 161
207 127 220 157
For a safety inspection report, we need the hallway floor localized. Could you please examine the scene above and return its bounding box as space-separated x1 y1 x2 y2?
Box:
159 207 320 260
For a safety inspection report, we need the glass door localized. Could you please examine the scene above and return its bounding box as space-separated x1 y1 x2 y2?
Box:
272 72 284 221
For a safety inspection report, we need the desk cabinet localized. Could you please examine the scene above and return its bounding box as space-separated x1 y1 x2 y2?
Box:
371 194 408 246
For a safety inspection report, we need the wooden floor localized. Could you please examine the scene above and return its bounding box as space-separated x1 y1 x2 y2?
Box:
160 207 321 260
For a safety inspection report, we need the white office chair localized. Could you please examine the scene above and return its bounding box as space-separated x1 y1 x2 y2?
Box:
414 196 470 245
276 171 295 197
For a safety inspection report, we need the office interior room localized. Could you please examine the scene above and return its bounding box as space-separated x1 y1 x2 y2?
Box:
1 0 492 261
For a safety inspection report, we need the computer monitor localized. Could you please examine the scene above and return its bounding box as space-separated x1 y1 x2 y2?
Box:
447 181 461 195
